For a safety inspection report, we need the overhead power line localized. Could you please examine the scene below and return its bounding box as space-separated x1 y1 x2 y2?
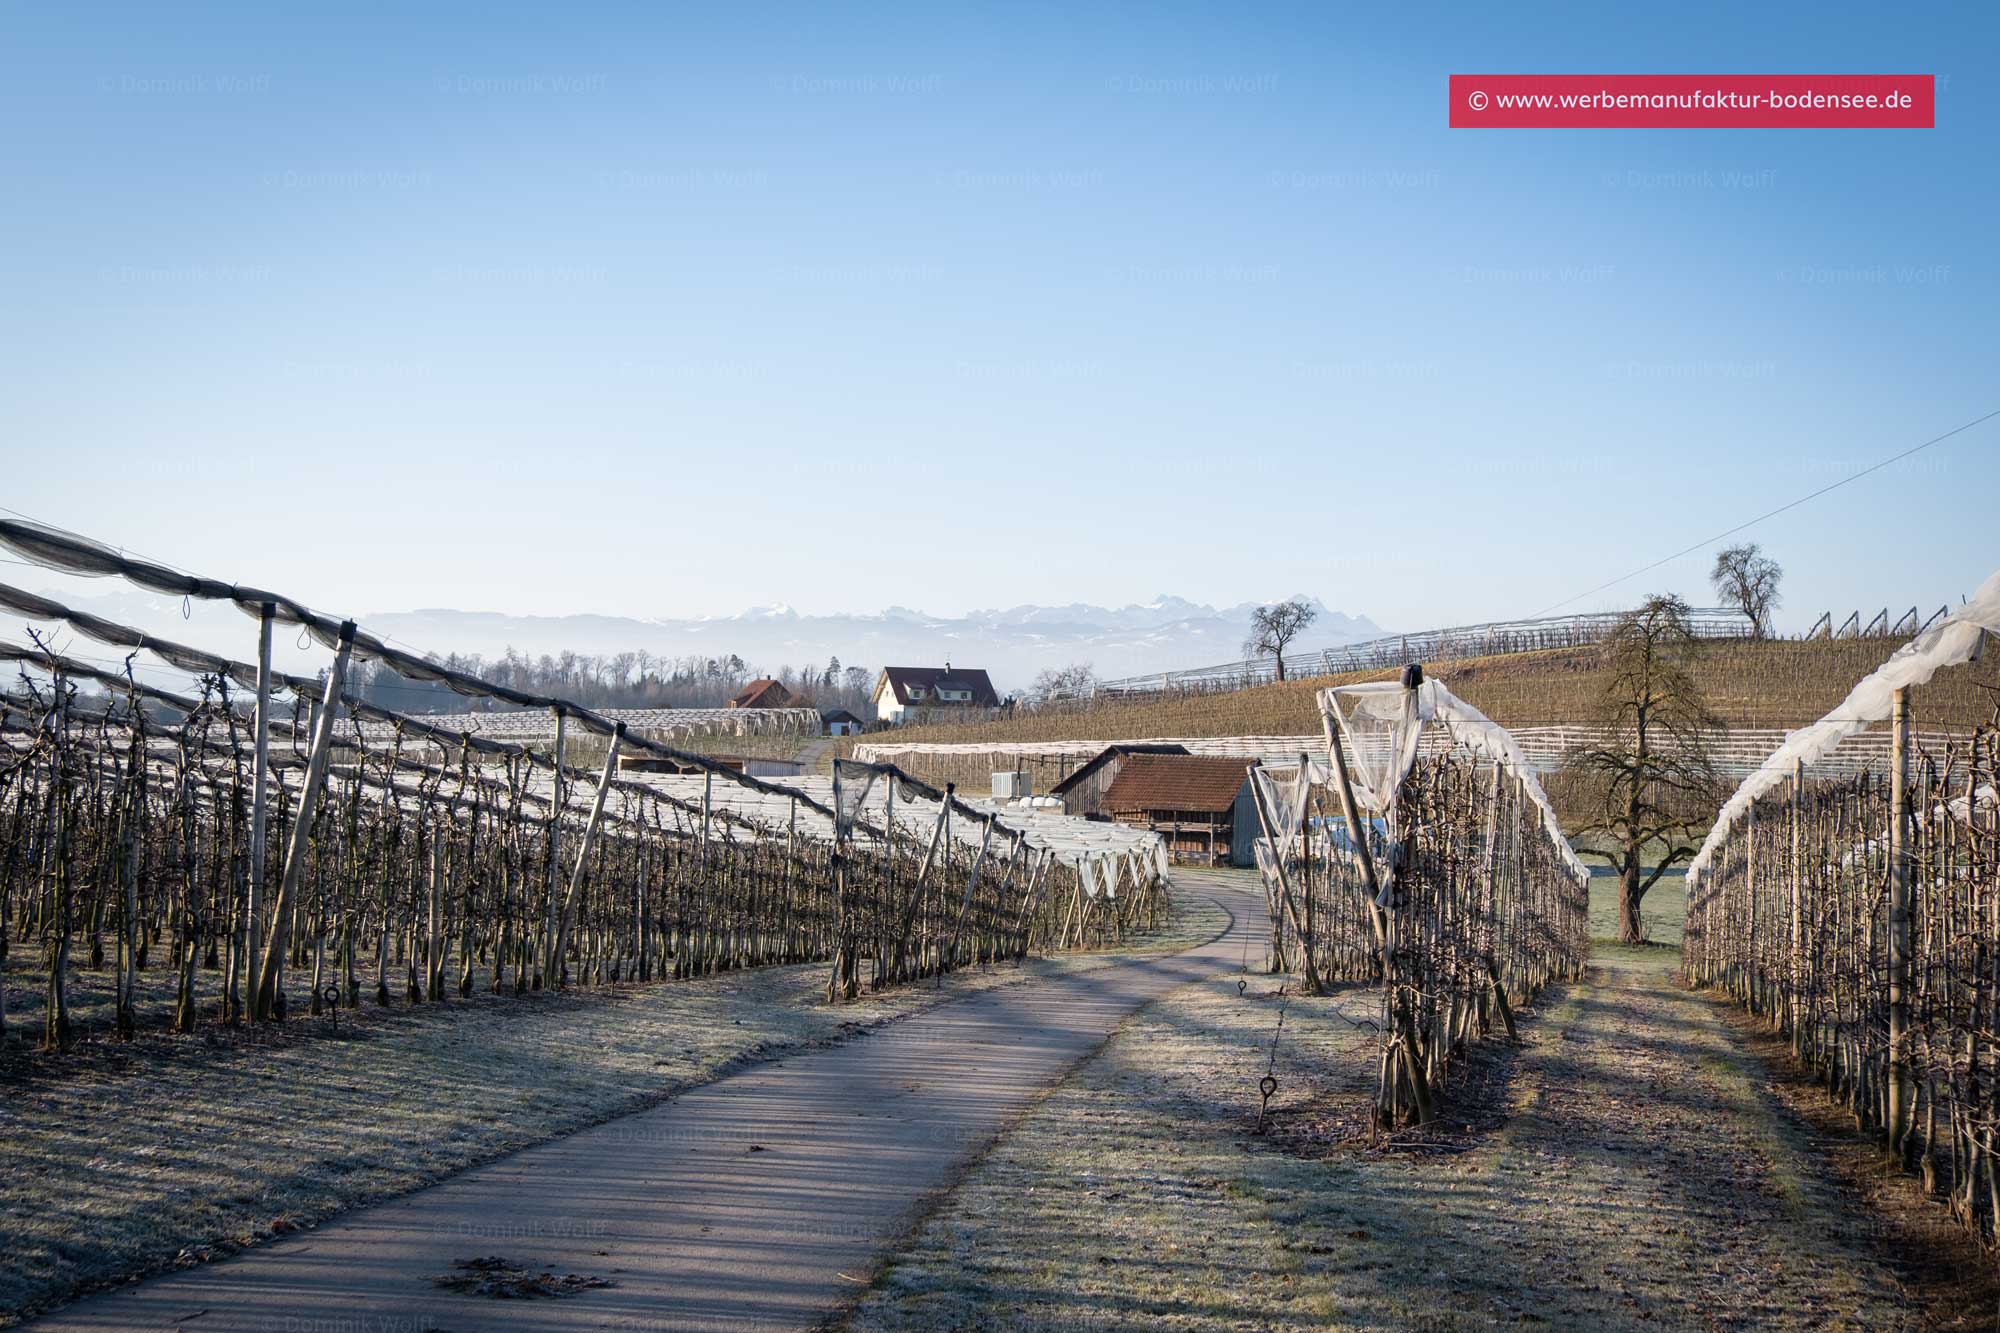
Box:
1529 405 2000 617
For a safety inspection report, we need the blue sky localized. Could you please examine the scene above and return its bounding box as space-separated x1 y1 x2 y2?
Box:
2 2 1994 634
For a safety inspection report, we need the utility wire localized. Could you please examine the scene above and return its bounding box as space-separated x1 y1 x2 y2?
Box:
1529 406 2000 617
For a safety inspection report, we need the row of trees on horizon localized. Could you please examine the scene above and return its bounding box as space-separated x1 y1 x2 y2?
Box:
349 649 883 716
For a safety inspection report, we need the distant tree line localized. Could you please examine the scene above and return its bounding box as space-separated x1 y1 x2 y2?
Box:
349 649 879 716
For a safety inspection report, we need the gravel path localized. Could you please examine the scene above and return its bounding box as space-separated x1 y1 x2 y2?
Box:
22 871 1266 1333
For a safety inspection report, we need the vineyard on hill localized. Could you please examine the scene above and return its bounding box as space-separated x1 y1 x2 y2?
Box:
858 638 2000 752
837 637 2000 840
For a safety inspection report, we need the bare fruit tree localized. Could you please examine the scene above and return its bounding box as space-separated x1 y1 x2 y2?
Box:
1710 543 1782 637
1565 594 1722 944
1031 662 1098 702
1243 599 1318 682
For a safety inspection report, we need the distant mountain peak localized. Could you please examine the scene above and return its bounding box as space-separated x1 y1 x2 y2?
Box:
37 585 1386 693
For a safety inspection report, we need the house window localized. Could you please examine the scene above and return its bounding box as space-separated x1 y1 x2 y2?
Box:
907 687 925 700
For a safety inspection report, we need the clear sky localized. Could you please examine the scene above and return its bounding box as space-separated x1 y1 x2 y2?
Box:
3 2 1994 633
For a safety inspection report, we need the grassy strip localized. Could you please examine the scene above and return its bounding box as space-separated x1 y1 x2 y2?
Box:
848 888 1943 1332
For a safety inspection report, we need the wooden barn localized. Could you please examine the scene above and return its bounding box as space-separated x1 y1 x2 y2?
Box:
728 678 801 709
1098 753 1259 868
1048 743 1191 817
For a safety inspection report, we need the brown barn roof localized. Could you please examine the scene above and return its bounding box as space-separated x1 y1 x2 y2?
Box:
1101 754 1254 815
1048 743 1191 797
729 679 800 709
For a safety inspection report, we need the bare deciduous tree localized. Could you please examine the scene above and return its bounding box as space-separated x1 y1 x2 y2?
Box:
1565 594 1722 944
1710 543 1782 637
1031 662 1098 702
1243 599 1318 682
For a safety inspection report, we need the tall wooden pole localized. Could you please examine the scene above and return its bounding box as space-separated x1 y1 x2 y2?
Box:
546 723 624 987
246 603 274 1016
544 706 567 982
254 620 355 1021
1789 756 1805 1054
1887 684 1913 1155
1248 772 1324 994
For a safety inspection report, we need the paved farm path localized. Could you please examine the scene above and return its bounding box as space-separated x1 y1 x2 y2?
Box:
26 870 1268 1333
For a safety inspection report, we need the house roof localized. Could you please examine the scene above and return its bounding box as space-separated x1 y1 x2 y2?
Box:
729 679 799 709
819 708 863 725
876 666 1001 708
1101 754 1255 815
1048 744 1192 797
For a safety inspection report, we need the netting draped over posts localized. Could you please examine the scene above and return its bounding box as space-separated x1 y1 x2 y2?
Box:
0 521 1170 1047
1682 569 2000 1242
1248 670 1589 1128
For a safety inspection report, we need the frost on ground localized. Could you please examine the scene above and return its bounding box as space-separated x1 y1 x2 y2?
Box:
851 937 1987 1332
0 890 1226 1326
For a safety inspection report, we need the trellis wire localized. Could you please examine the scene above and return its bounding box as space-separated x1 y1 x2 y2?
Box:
0 526 1167 1049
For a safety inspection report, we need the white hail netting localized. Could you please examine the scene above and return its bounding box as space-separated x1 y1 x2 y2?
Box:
1248 754 1327 853
832 759 897 842
855 728 1965 781
0 520 801 748
1316 679 1588 886
1686 567 2000 888
0 517 1173 895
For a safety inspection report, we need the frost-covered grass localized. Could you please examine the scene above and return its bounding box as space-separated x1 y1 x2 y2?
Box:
0 888 1224 1326
851 903 1949 1331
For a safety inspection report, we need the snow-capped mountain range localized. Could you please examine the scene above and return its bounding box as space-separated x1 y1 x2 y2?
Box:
20 587 1385 692
362 596 1385 689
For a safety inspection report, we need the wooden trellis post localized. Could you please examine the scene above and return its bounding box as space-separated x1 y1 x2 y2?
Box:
1789 756 1804 1054
1887 685 1913 1155
943 812 996 970
546 723 624 987
543 705 566 984
254 619 355 1021
247 601 274 1020
1248 770 1324 994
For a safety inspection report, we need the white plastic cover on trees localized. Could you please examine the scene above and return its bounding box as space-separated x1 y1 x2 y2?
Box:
1686 566 2000 887
1247 754 1329 857
1317 678 1588 886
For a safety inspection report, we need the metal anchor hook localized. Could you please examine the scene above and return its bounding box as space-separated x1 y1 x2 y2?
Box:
321 983 342 1031
1238 979 1248 997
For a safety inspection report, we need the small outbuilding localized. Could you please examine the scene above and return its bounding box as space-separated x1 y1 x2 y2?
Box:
1048 743 1192 817
820 708 865 737
1099 753 1259 868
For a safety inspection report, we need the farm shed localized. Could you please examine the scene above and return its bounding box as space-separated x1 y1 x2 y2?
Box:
1048 743 1192 817
872 663 1002 724
820 707 865 737
1099 753 1258 868
728 678 802 709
